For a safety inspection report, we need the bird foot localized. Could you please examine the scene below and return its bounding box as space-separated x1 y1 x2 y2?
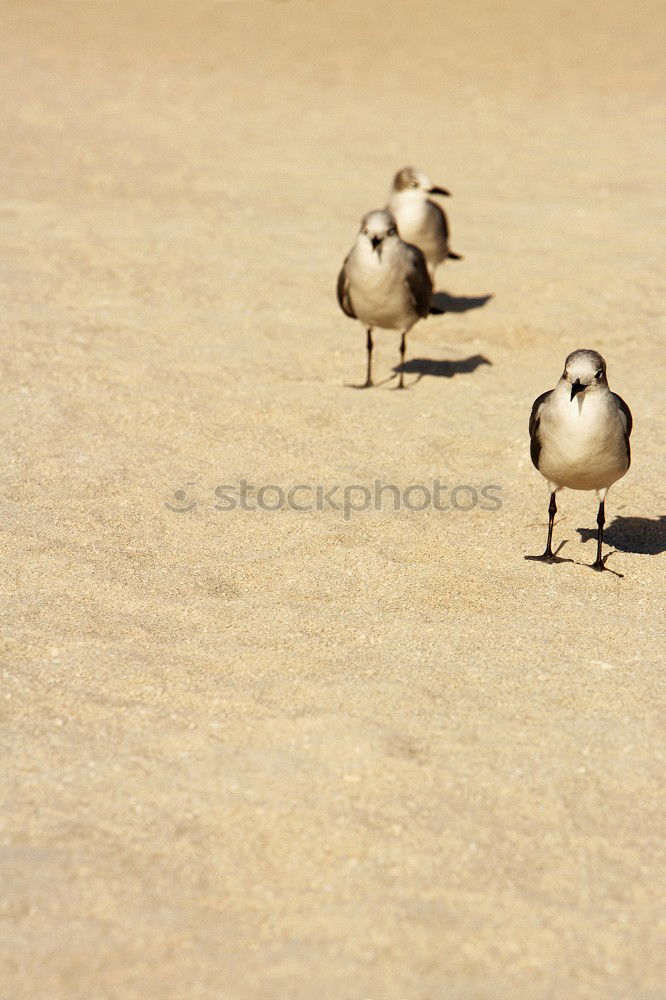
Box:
345 380 374 389
589 555 623 577
524 552 573 565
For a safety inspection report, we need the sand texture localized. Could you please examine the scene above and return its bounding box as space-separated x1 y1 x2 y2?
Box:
1 2 665 997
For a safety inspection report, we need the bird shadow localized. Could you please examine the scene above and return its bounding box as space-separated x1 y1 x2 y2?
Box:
430 292 493 315
576 515 666 556
393 353 491 383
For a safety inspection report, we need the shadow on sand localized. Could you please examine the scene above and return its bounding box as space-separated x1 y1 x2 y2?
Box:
430 292 493 315
394 353 491 384
576 515 666 556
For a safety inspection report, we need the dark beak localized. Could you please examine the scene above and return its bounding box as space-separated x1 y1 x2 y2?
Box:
428 185 451 197
371 236 383 254
570 379 586 400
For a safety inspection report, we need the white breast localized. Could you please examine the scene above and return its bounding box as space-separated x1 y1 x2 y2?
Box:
538 385 629 491
388 193 448 273
345 240 416 331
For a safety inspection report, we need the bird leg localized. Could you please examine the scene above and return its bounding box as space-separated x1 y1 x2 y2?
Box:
347 328 374 389
592 499 605 570
364 327 373 387
544 490 557 557
525 491 571 564
396 330 407 389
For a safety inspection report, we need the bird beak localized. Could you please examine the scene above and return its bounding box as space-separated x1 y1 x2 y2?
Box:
428 185 450 197
570 379 586 400
371 236 383 256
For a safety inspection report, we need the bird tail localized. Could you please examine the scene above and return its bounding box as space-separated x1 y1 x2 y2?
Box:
448 249 463 260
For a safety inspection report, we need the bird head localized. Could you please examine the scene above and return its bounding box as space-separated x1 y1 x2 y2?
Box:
391 166 450 198
563 349 608 400
359 209 398 259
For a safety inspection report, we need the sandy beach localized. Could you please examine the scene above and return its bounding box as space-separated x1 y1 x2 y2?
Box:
1 2 665 997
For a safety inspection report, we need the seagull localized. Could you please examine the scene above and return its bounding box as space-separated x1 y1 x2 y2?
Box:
526 349 633 571
337 209 432 389
386 166 462 285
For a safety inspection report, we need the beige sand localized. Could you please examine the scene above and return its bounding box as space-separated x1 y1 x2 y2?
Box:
1 2 665 997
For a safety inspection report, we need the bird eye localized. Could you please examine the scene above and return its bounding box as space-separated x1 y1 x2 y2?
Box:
409 180 418 188
595 369 603 379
